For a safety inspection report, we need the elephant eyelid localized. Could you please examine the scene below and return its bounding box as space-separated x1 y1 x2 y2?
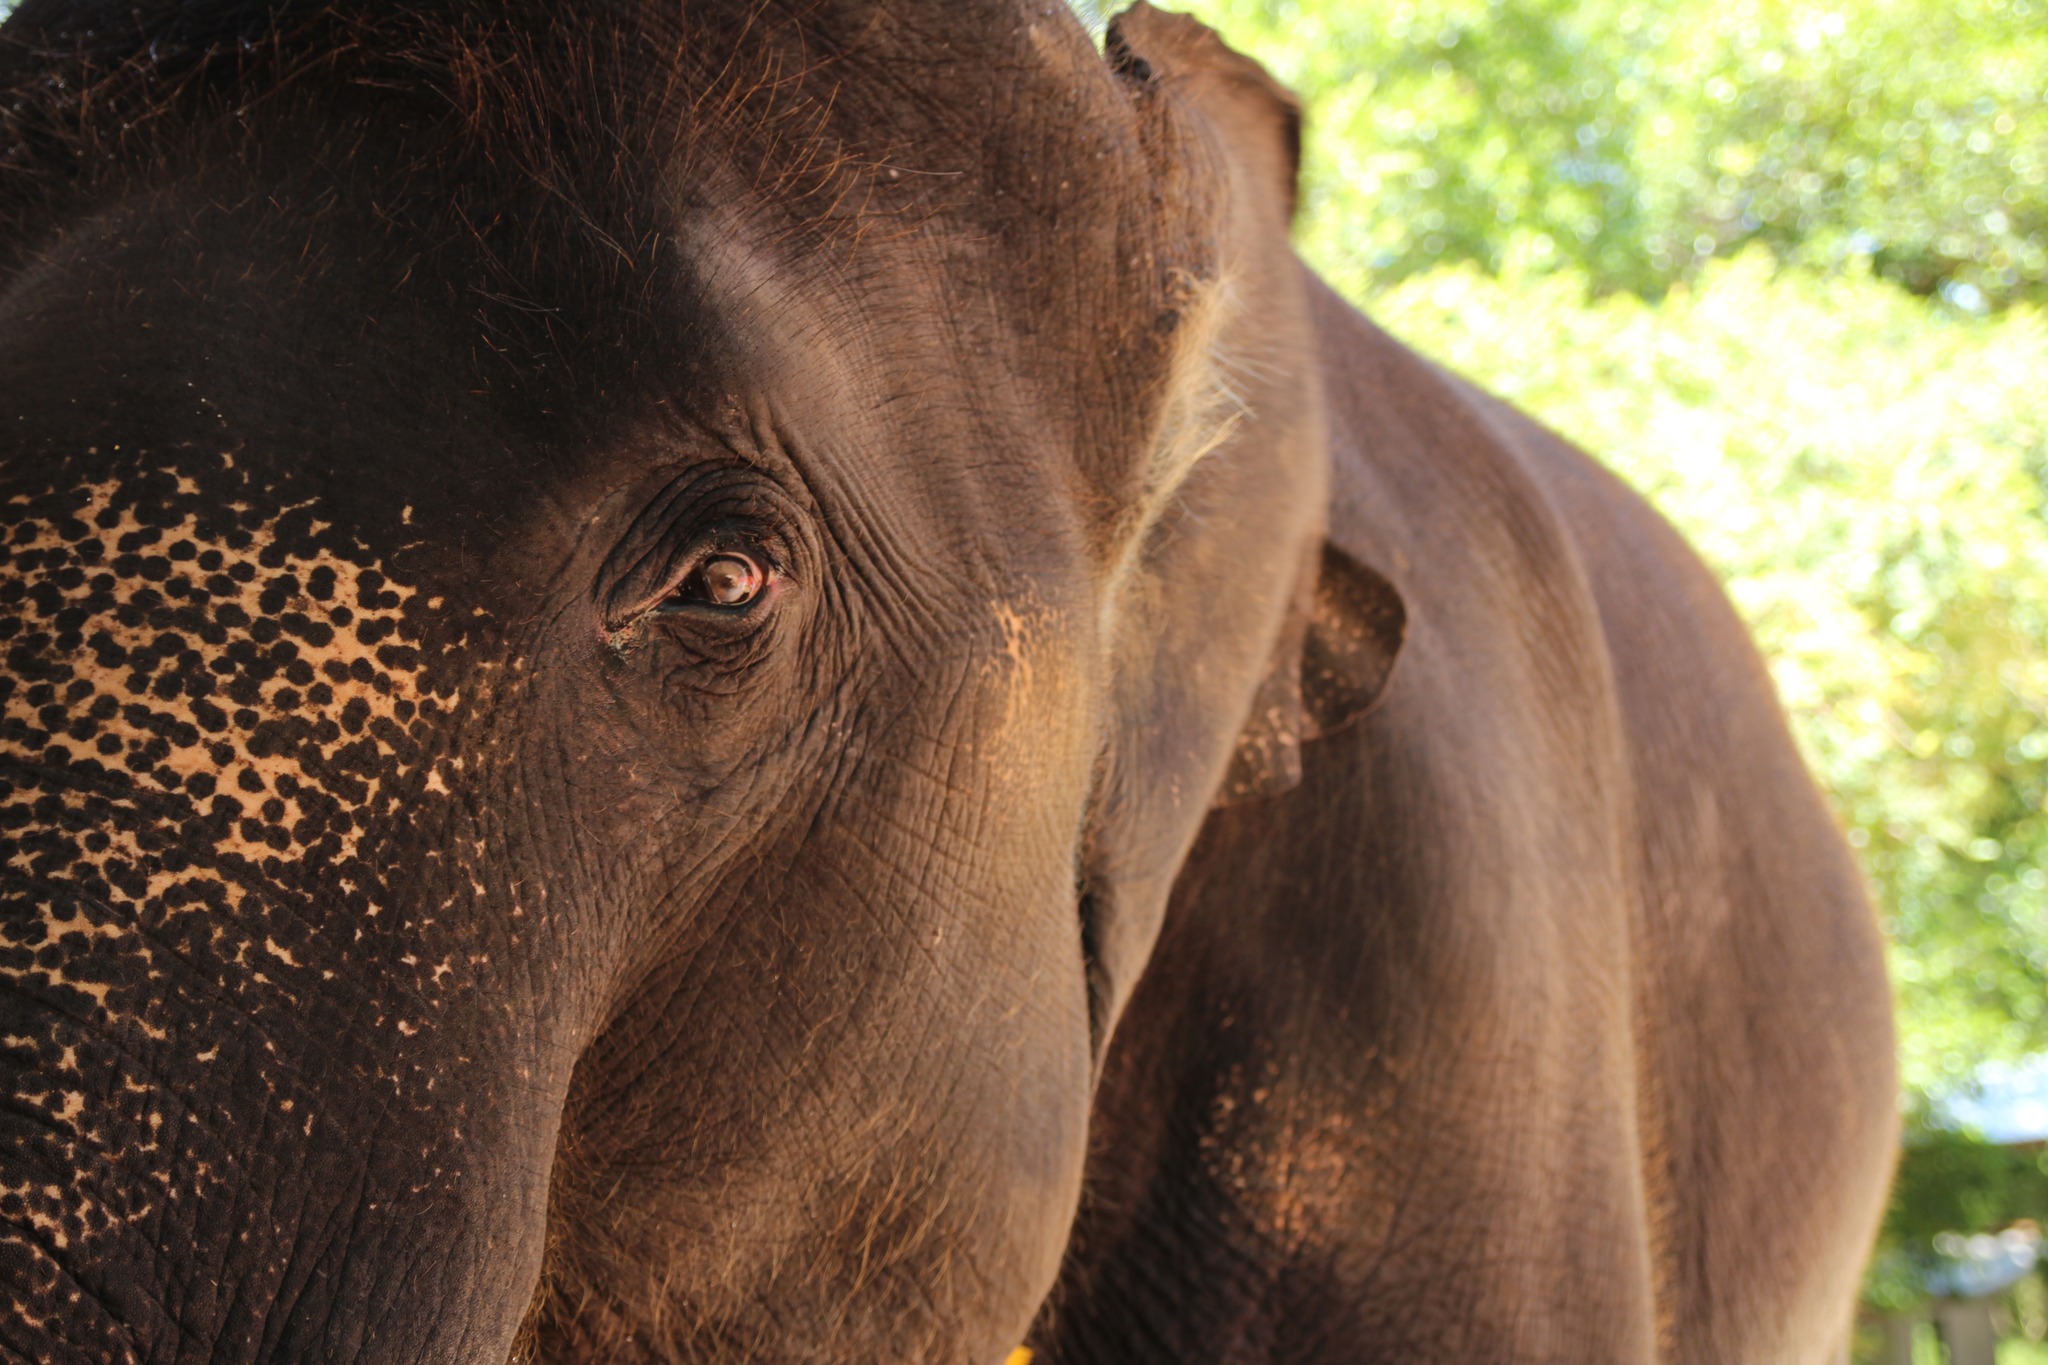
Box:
595 466 809 638
648 547 781 615
599 528 791 633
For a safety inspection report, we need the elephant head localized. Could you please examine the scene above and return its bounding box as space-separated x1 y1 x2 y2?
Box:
0 0 1401 1358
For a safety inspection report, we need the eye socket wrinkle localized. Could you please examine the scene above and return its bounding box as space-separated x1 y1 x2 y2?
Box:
596 464 806 643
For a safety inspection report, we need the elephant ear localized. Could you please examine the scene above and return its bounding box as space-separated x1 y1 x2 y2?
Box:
1214 541 1407 806
1106 2 1304 222
1103 5 1406 804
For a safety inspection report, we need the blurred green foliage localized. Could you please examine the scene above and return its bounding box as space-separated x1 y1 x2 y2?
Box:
1367 255 2048 1102
1864 1121 2048 1315
1887 1126 2048 1250
1176 0 2048 310
1148 0 2048 1115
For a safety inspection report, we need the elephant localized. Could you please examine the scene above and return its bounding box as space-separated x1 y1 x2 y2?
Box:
0 0 1897 1360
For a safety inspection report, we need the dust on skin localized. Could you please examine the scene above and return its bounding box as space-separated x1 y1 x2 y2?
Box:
991 603 1040 736
0 447 492 1330
978 599 1097 804
1196 1051 1410 1264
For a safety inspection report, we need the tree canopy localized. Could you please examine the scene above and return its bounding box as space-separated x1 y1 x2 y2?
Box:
1176 0 2047 311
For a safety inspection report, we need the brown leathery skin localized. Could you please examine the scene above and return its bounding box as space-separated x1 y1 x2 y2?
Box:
0 0 1311 1357
0 0 1896 1361
1030 9 1894 1365
0 417 554 1360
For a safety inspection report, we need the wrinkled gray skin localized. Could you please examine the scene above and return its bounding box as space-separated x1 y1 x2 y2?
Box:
0 0 1895 1361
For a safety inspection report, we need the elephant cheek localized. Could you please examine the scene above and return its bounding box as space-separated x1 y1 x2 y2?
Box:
1078 869 1179 1055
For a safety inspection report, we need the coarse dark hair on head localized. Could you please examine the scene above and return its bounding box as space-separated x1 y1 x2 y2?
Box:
0 0 881 294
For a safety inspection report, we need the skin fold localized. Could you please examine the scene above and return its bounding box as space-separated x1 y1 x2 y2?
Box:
0 0 1895 1361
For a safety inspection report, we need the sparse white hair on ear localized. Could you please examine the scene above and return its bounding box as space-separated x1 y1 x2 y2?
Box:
1101 268 1249 624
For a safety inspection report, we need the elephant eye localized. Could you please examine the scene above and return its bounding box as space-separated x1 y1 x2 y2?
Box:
667 552 768 610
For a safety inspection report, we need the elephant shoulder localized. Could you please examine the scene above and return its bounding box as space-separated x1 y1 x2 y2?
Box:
1446 325 1900 1359
1305 263 1813 820
1305 266 1896 1354
1304 270 1633 841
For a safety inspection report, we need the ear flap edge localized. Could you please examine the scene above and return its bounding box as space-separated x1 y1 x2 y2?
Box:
1105 1 1305 223
1301 539 1407 740
1213 539 1406 807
